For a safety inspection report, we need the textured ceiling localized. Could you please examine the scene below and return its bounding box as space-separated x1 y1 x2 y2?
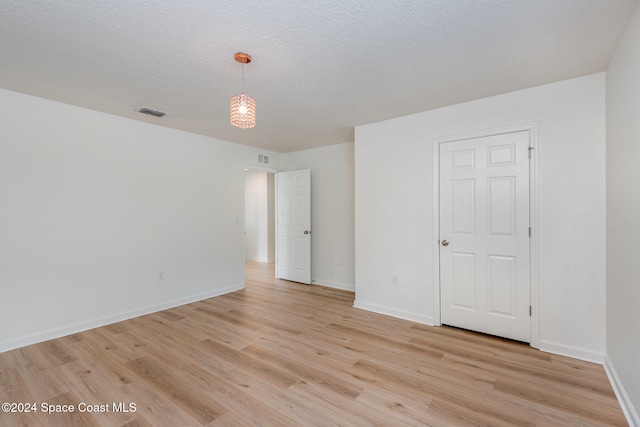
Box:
0 0 637 152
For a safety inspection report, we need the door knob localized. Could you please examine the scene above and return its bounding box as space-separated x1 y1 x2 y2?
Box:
442 240 449 246
304 230 310 234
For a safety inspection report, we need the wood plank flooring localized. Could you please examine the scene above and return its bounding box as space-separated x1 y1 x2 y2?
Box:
0 262 627 426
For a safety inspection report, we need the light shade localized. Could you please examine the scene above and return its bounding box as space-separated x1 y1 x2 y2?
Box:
230 93 256 129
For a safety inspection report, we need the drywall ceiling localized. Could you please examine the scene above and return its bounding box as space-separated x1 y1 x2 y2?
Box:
0 0 637 153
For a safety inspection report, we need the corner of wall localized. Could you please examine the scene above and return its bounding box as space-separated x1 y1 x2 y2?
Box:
605 355 640 427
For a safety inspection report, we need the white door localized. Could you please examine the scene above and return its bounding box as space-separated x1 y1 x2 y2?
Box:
276 169 311 284
439 131 530 342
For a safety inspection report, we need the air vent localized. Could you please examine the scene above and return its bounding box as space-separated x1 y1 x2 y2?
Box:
137 107 166 118
258 154 269 165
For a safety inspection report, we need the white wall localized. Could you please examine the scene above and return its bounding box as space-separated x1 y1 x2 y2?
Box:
244 170 274 262
355 74 606 362
282 142 355 291
606 2 640 424
0 88 280 352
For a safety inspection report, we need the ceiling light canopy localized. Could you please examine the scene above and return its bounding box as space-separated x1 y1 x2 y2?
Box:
230 52 256 129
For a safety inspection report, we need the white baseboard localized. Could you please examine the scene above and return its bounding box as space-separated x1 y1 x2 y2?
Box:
538 340 605 364
0 283 244 353
353 299 434 325
312 279 355 291
605 355 640 427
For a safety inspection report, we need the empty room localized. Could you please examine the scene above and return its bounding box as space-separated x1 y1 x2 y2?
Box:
1 1 639 426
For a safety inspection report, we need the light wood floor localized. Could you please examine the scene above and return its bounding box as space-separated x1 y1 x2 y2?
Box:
0 262 626 426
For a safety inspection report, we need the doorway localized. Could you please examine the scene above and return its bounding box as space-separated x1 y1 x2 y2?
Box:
244 170 275 263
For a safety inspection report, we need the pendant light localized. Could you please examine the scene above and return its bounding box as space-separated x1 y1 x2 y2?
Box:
230 52 256 129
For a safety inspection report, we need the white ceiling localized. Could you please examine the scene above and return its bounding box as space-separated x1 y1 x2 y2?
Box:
1 1 637 153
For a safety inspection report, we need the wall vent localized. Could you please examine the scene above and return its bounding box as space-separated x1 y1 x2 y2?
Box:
137 107 167 118
258 154 269 165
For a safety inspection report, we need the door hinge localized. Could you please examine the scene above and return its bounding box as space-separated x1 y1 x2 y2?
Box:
528 147 534 159
529 305 532 316
529 227 531 238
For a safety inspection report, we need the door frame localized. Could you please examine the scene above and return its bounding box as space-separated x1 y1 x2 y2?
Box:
242 164 279 266
243 167 277 264
431 122 539 348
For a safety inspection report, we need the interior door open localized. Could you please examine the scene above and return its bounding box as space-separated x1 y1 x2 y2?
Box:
276 169 311 284
439 131 530 342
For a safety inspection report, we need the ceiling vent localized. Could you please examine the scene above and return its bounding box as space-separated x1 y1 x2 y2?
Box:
258 154 269 165
137 107 166 118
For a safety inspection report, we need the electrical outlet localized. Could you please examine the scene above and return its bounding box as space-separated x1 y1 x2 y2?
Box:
158 271 165 281
391 274 399 287
339 258 344 266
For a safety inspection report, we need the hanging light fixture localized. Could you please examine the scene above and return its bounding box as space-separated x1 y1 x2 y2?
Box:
230 52 256 129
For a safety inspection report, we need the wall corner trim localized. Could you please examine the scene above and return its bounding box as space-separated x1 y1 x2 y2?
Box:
605 355 640 427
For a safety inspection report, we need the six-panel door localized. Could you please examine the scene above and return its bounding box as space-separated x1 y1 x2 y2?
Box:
439 131 530 342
